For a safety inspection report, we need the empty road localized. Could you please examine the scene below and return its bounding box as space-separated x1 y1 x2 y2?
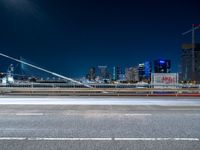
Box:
0 96 200 150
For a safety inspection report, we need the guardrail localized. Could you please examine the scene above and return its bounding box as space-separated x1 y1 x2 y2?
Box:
0 83 200 89
0 84 200 96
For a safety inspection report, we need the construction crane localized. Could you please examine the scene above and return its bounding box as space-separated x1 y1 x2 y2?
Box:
0 52 92 88
182 24 200 74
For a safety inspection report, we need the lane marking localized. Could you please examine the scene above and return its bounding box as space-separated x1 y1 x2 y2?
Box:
0 137 26 140
124 114 152 116
0 112 198 116
15 113 44 116
0 137 199 141
114 138 200 141
28 138 112 141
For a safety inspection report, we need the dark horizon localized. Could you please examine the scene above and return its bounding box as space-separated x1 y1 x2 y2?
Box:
0 0 200 77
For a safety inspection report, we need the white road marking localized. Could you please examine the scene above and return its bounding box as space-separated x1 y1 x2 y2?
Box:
0 137 26 140
124 114 152 116
114 138 200 141
0 137 199 141
28 138 112 141
15 113 44 116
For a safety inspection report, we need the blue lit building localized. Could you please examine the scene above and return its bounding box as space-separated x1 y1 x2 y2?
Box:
154 59 171 73
138 61 152 81
144 61 152 80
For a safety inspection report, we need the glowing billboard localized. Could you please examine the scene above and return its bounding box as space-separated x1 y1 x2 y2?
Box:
151 73 178 88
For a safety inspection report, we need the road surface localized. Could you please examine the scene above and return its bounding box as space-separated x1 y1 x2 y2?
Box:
0 96 199 150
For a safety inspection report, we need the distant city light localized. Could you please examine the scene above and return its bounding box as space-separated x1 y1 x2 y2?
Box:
193 24 200 27
159 60 165 64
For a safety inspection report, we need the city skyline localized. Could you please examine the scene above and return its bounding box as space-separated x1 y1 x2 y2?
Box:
0 0 200 77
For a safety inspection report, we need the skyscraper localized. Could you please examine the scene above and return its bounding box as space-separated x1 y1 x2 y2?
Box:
98 66 110 80
138 63 145 81
154 59 171 73
125 67 139 82
138 61 152 81
112 66 121 81
86 67 96 81
144 61 152 80
181 43 200 82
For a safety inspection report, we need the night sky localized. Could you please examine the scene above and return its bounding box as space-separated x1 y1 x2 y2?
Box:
0 0 200 77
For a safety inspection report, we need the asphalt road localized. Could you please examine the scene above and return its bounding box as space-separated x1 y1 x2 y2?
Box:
0 97 200 150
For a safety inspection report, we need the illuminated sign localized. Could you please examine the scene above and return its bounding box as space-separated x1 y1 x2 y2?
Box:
151 73 178 88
